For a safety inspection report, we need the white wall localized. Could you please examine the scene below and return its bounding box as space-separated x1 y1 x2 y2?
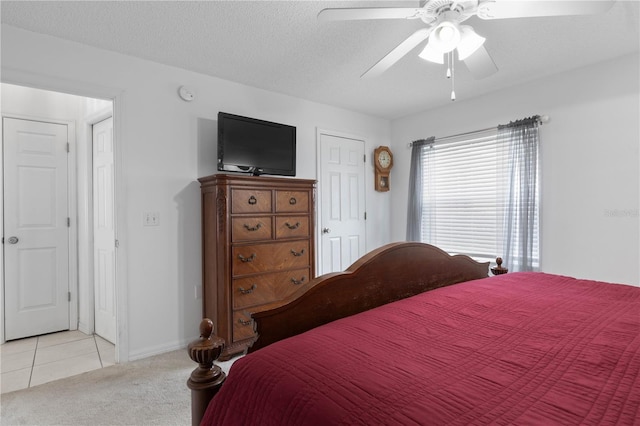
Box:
391 53 640 286
1 25 392 360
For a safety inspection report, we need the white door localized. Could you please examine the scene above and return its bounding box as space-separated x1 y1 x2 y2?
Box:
3 118 70 340
319 133 366 274
93 117 116 344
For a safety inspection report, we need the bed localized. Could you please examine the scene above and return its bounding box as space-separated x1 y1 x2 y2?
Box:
187 242 640 425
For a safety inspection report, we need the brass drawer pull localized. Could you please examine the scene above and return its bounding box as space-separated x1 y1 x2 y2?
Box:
290 248 305 257
238 253 257 263
243 223 262 232
238 318 252 326
238 284 257 294
248 195 257 205
291 277 306 285
284 222 300 230
289 197 297 205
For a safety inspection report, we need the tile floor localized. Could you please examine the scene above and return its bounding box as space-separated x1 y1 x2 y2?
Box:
1 330 115 394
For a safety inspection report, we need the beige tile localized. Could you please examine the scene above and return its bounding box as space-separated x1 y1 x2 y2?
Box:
1 350 35 373
94 334 115 346
0 337 37 356
30 352 102 387
34 338 97 366
1 367 31 394
36 330 92 348
95 336 115 367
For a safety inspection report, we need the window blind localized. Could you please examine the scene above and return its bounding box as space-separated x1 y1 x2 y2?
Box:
420 129 539 266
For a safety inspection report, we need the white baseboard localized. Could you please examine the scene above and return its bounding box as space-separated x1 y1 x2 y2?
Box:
127 338 191 361
77 321 91 335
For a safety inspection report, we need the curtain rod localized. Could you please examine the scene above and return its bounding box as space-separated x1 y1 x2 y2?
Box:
407 114 549 148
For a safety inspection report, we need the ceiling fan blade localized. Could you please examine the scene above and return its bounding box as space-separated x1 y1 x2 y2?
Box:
462 45 498 79
361 28 431 78
477 0 615 20
318 7 423 22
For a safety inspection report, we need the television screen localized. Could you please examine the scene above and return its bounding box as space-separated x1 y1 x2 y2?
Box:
217 112 296 176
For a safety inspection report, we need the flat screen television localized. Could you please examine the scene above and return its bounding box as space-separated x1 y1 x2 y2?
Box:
217 112 296 176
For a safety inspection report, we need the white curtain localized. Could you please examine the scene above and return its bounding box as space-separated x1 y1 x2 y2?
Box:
498 117 540 272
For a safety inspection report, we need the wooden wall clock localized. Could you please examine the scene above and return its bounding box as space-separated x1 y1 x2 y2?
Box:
374 146 393 192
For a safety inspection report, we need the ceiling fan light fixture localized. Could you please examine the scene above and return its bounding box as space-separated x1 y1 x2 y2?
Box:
429 21 461 53
418 42 444 64
457 26 486 60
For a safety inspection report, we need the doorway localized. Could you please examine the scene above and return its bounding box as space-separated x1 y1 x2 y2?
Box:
1 84 116 347
316 129 367 275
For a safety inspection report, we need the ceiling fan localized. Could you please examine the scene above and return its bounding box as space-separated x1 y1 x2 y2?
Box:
318 0 615 80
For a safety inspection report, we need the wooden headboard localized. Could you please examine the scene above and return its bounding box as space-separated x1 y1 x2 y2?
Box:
249 242 489 352
187 242 489 426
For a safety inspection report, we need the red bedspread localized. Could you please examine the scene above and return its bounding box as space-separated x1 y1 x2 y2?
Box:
203 273 640 425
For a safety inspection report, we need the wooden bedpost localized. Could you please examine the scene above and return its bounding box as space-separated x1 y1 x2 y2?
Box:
491 257 509 275
187 319 226 426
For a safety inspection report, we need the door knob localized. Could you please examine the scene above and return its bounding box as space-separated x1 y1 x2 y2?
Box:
7 236 19 244
322 228 331 234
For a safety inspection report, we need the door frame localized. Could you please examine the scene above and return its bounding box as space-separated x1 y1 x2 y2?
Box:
1 114 78 340
1 70 129 363
315 128 368 276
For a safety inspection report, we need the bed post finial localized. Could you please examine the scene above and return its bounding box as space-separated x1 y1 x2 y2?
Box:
187 318 226 426
491 257 509 275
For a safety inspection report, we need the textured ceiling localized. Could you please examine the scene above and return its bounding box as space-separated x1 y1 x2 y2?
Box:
1 1 639 119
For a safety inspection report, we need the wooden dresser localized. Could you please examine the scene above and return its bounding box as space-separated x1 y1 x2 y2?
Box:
199 174 316 359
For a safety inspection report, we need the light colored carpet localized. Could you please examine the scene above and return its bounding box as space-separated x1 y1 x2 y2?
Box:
1 349 235 426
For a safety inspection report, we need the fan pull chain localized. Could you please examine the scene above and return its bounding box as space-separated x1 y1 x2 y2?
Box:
451 52 456 101
446 51 452 79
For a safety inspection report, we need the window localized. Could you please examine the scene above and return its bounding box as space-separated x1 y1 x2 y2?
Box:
408 122 540 271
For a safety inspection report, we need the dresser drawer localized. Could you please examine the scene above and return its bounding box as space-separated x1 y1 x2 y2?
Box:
275 216 309 239
232 310 255 343
275 190 309 213
232 217 272 242
231 189 272 214
232 268 311 310
232 241 310 276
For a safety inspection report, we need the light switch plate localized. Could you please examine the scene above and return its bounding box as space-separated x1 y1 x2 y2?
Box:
143 211 159 226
